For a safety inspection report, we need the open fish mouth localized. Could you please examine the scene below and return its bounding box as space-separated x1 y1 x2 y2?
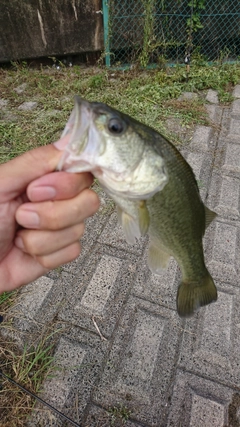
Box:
57 97 101 173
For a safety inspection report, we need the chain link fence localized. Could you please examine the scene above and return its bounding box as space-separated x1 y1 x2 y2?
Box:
103 0 240 67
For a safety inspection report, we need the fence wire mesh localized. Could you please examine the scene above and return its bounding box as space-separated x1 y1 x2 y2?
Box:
103 0 240 66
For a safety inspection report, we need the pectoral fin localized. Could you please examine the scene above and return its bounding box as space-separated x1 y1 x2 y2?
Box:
117 207 141 245
138 200 150 236
148 239 171 274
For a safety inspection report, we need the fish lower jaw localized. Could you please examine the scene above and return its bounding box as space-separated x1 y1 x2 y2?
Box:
63 159 96 173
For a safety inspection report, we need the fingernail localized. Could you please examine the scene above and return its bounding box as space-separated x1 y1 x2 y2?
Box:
15 237 25 250
28 186 57 202
17 210 40 228
53 134 69 150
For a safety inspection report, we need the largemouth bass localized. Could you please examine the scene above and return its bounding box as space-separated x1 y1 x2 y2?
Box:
58 96 217 317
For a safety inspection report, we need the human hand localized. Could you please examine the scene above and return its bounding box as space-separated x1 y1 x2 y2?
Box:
0 137 99 294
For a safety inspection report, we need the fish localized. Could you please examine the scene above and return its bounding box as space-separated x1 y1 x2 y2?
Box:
57 96 217 317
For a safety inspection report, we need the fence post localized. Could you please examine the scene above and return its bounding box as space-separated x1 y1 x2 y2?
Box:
102 0 110 67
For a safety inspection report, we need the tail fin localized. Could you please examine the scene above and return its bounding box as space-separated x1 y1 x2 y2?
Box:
177 271 217 317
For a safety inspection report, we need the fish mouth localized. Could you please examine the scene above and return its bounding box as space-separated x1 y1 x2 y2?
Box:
57 97 101 172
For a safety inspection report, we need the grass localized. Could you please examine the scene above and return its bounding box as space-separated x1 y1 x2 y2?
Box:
1 61 240 165
0 328 60 427
0 291 16 307
108 404 131 426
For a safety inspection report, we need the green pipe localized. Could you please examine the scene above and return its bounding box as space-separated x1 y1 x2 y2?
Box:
102 0 110 67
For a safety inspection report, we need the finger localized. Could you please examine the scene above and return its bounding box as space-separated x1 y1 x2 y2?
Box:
15 188 100 230
15 223 85 256
27 171 93 202
36 242 81 270
0 136 69 202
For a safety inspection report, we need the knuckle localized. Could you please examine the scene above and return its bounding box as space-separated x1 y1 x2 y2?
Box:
18 231 38 255
43 201 61 229
37 256 52 270
68 242 81 261
72 223 85 240
36 242 81 269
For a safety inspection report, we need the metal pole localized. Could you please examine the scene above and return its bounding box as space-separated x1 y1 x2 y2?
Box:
102 0 110 66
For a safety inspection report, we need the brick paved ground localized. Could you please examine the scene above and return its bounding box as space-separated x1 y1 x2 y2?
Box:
2 85 240 427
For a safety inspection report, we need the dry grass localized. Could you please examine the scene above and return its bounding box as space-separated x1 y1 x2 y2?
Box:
0 299 60 427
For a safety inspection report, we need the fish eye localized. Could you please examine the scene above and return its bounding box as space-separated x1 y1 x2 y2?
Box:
108 117 125 134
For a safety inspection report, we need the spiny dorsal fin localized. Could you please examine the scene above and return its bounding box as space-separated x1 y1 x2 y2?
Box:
205 206 217 229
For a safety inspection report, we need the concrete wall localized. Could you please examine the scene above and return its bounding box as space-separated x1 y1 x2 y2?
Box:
0 0 103 63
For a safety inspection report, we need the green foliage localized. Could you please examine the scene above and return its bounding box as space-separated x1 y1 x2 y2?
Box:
108 404 131 425
0 291 15 306
88 73 105 88
187 0 205 37
15 341 55 390
139 0 156 67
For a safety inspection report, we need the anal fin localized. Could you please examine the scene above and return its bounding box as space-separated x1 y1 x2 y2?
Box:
148 240 171 274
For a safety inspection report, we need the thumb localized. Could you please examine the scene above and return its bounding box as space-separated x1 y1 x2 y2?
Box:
0 136 68 202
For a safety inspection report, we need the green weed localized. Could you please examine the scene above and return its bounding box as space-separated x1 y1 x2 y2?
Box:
0 329 60 427
108 404 131 426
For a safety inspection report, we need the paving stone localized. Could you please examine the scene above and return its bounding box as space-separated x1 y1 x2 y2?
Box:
231 99 240 115
98 210 147 256
0 98 9 108
233 84 240 98
178 281 240 388
186 149 214 200
207 173 240 220
205 104 223 124
1 274 74 345
93 296 182 426
18 101 38 110
206 89 219 104
222 142 240 175
14 83 27 94
133 245 180 311
58 243 139 338
80 255 123 314
187 151 205 179
204 220 240 285
167 370 234 427
228 118 240 139
218 108 232 142
2 277 54 341
189 125 212 152
62 208 110 275
29 331 106 427
178 92 199 101
15 276 55 321
0 110 18 122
